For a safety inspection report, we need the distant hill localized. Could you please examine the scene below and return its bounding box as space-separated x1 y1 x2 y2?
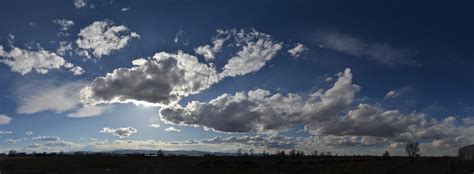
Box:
109 149 236 156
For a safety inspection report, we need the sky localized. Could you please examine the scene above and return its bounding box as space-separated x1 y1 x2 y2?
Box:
0 0 473 156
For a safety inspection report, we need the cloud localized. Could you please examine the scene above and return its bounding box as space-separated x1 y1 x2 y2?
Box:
219 29 283 78
53 19 74 31
81 29 281 108
100 127 137 138
0 131 13 134
32 136 60 142
25 130 34 135
288 43 308 58
313 104 427 139
0 115 12 125
156 65 474 155
67 105 109 118
16 81 86 114
201 135 296 149
194 30 230 61
44 140 75 147
318 31 418 66
76 20 139 58
174 30 188 45
69 66 85 76
0 45 84 75
5 139 17 145
16 80 106 117
164 126 181 132
149 115 161 128
74 0 87 8
150 124 160 128
160 68 359 132
56 41 73 56
384 90 399 99
80 51 219 106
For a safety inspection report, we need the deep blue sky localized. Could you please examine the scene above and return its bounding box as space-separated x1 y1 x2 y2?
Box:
0 0 473 156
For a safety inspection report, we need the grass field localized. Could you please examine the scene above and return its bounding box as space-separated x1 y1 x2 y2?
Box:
0 156 473 174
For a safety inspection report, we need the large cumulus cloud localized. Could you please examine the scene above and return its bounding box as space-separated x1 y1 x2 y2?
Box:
81 51 219 106
160 68 359 132
81 29 282 106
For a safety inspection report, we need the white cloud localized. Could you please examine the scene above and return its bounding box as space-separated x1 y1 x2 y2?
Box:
16 81 86 114
219 29 283 78
0 131 13 134
121 8 129 12
25 130 34 135
100 127 137 138
201 135 296 149
81 29 282 108
69 66 85 76
74 0 87 8
318 31 418 66
0 45 83 75
67 105 109 118
76 20 140 58
160 68 359 133
80 51 219 106
56 41 73 56
53 19 74 31
149 115 161 128
32 136 60 142
150 124 160 128
194 30 230 61
164 126 181 132
384 90 399 99
43 140 75 147
288 43 308 58
174 30 188 45
0 115 12 125
16 80 105 117
5 139 17 145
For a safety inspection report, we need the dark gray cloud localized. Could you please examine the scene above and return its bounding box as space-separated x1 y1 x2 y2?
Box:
81 51 219 106
160 68 360 133
81 29 283 107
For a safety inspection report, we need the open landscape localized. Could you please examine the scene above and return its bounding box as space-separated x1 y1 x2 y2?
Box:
1 0 473 173
0 155 473 174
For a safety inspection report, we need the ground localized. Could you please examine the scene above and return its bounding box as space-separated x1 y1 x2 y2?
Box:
0 156 473 174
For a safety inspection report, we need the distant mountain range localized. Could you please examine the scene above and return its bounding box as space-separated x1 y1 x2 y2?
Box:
108 149 237 156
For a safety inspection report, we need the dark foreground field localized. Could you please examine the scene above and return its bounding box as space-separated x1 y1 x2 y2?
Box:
1 156 473 174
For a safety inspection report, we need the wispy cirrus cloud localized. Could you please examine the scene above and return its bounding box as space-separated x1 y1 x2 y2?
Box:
317 31 418 66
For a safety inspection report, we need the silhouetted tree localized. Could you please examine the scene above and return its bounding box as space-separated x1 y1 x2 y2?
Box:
382 151 390 158
312 150 318 156
156 149 164 157
8 150 17 156
237 148 243 156
297 150 305 157
289 149 297 157
280 150 286 157
406 142 420 166
249 148 255 156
